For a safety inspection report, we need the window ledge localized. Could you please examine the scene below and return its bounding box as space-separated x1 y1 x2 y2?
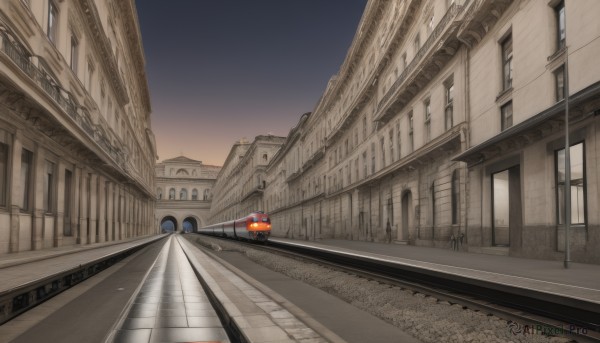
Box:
547 47 567 72
496 87 513 104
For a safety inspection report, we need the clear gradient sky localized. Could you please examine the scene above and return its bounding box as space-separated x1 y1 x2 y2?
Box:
135 1 367 166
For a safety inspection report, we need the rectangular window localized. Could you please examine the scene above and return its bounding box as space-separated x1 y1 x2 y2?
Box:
64 169 72 236
414 34 421 55
371 143 376 174
396 121 401 160
555 65 565 102
427 15 434 35
424 99 431 143
408 112 414 152
445 79 454 130
501 101 513 131
0 143 7 207
87 62 94 93
44 161 55 213
556 142 585 225
20 149 33 211
380 137 386 167
70 34 78 73
389 129 394 163
47 1 58 45
362 116 367 140
502 34 513 90
555 1 565 50
362 151 367 178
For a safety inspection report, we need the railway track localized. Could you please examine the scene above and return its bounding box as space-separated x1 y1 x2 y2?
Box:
192 233 600 342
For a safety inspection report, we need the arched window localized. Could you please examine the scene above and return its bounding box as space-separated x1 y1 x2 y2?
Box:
203 188 210 200
263 153 268 161
169 188 175 200
180 188 188 200
157 188 162 200
452 169 459 224
192 189 198 200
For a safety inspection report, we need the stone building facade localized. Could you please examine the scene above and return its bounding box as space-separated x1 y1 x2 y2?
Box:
454 0 600 263
155 156 220 232
0 0 157 254
208 135 286 223
207 0 600 263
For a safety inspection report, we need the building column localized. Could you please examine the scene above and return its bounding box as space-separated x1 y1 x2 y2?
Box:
117 186 123 240
88 173 97 243
54 161 66 247
78 169 88 244
32 146 45 250
72 166 81 244
97 175 106 243
9 135 22 253
106 181 114 242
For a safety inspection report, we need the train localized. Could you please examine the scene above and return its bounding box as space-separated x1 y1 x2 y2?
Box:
197 211 272 242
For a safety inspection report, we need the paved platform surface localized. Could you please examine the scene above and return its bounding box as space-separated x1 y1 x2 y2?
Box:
178 235 334 342
0 235 166 293
111 235 230 343
270 237 600 304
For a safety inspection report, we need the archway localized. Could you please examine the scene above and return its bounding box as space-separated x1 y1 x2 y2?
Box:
161 216 178 233
182 217 198 233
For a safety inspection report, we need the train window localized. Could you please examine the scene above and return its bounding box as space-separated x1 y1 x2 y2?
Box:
252 217 259 222
262 218 270 223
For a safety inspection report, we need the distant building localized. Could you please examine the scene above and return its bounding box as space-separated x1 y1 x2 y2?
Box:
208 135 286 224
155 156 221 232
0 0 157 253
208 0 600 263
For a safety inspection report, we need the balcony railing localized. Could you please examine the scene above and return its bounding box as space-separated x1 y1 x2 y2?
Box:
377 3 461 114
0 33 127 173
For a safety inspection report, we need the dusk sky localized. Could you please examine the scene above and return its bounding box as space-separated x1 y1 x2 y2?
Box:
135 1 367 166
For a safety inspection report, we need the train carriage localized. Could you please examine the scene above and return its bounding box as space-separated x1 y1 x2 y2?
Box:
198 211 271 242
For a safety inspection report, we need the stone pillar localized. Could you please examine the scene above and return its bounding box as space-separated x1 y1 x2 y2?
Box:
78 170 88 244
9 136 22 253
32 146 45 250
88 173 97 243
54 161 66 247
97 175 106 243
72 166 81 243
117 187 123 240
106 182 114 242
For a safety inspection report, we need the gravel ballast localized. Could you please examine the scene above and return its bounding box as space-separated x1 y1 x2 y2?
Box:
191 236 576 343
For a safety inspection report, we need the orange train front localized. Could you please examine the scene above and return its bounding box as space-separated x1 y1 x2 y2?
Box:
198 211 271 242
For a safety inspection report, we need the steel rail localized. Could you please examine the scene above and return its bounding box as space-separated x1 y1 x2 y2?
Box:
192 233 599 342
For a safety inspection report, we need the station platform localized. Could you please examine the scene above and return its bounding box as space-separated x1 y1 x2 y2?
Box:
0 235 167 293
270 237 600 305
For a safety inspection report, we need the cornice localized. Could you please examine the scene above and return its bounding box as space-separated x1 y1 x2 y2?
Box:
117 0 152 115
77 0 129 106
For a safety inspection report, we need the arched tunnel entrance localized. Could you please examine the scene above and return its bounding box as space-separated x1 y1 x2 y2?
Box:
182 217 198 233
160 216 178 233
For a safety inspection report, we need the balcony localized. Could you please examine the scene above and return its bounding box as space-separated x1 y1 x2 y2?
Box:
375 3 464 125
0 33 127 174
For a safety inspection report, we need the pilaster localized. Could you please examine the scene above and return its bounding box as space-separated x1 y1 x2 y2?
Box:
32 146 45 250
54 161 66 247
89 173 97 243
106 181 114 241
97 175 106 243
9 136 22 253
78 169 88 244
